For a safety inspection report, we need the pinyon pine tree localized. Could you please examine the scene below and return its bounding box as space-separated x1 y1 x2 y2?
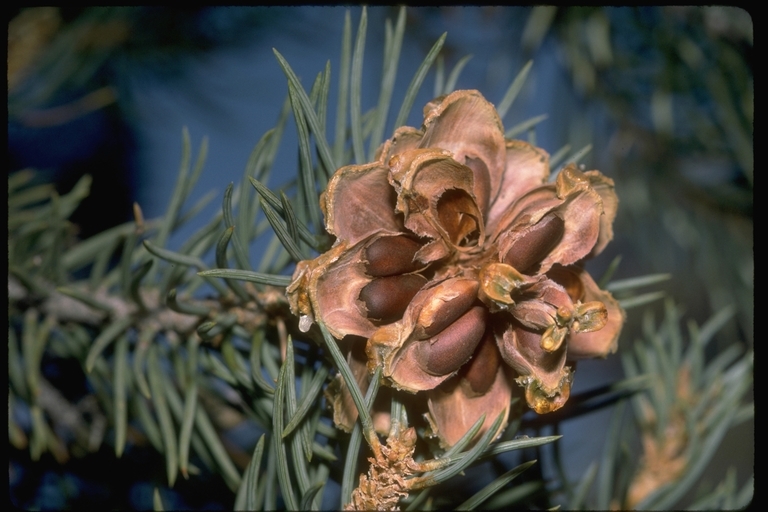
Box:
9 6 753 510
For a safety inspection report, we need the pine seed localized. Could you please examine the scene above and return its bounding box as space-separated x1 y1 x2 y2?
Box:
460 330 500 394
504 213 565 273
420 280 479 337
417 306 487 375
359 274 427 323
364 235 423 277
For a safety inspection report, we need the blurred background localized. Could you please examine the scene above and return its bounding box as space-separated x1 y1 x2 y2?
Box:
8 6 752 509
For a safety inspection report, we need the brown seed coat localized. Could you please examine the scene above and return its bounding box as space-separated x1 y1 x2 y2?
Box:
359 274 427 323
460 330 501 395
417 306 487 375
364 236 423 277
420 283 479 338
504 213 565 273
